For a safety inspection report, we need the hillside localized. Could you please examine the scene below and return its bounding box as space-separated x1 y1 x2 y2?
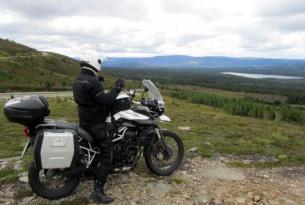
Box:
103 55 305 70
1 96 305 204
0 38 117 92
0 38 37 57
1 40 305 204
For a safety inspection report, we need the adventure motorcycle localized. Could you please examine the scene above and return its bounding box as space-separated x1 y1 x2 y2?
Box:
3 79 184 200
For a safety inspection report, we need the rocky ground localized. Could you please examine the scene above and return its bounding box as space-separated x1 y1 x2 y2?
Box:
1 149 305 205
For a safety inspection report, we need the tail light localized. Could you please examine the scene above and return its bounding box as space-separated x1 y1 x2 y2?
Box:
23 127 30 137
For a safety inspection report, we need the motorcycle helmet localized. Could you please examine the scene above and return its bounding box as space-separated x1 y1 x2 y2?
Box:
79 54 101 72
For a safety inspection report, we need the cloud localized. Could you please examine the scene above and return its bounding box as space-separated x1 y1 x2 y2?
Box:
0 0 148 20
0 0 304 58
255 0 305 32
257 0 305 17
176 34 216 46
260 14 305 32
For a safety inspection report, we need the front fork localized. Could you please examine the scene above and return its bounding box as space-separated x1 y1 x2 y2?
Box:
154 128 167 150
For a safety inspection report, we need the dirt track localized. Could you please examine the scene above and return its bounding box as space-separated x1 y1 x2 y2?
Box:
1 154 304 205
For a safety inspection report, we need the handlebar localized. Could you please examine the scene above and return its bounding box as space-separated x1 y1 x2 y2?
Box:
122 88 164 117
121 88 136 98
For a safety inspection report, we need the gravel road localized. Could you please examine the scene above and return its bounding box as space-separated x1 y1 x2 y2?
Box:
0 91 73 100
1 150 304 205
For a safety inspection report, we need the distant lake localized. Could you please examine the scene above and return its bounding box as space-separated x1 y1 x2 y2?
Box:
222 72 304 80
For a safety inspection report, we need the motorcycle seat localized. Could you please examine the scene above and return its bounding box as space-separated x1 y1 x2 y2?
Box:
40 119 78 129
54 123 93 142
55 122 78 130
77 126 93 142
40 119 93 142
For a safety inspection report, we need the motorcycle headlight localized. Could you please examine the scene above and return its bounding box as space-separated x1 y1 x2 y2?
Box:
158 100 165 114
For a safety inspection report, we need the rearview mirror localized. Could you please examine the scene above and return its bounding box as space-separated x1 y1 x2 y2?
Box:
98 76 104 82
129 89 136 97
143 85 149 92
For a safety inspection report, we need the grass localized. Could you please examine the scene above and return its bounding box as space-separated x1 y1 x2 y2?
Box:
0 101 27 158
0 154 32 183
0 37 124 92
0 54 80 91
0 167 23 183
0 38 139 93
170 90 305 125
1 94 305 168
161 96 305 165
0 38 36 56
162 84 288 103
0 97 78 158
0 53 138 92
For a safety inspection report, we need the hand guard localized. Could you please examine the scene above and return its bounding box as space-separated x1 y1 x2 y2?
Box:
114 78 125 90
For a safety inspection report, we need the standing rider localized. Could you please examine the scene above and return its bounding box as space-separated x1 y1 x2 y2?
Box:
73 56 125 204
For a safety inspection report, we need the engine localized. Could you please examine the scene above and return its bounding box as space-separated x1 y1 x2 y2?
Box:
112 130 140 169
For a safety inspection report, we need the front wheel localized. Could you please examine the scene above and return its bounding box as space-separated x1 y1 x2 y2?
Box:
144 130 184 176
28 162 80 200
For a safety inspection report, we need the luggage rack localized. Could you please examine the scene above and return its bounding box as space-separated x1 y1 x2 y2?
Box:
78 137 100 168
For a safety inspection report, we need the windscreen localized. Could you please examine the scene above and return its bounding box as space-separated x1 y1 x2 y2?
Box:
142 79 163 101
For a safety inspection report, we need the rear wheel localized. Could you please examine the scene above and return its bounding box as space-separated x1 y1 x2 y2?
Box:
144 130 184 176
28 162 80 200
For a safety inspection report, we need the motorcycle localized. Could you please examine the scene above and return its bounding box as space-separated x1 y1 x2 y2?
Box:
3 79 184 200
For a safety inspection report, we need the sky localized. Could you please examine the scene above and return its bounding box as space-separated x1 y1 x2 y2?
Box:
0 0 305 59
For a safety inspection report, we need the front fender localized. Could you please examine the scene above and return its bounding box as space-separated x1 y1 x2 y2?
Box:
159 115 171 122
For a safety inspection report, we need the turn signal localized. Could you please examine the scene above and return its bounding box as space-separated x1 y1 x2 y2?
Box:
23 127 30 137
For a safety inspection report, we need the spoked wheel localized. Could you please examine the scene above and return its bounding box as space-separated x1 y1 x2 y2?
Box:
144 130 184 176
28 162 79 199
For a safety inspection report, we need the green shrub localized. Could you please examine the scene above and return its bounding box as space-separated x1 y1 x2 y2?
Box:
45 80 54 90
171 91 305 125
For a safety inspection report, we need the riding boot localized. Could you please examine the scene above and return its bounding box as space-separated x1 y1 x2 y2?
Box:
90 180 114 204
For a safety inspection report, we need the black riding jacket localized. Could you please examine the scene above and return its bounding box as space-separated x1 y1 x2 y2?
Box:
73 68 120 126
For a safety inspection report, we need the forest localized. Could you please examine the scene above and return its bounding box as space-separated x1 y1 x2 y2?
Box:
104 68 305 104
170 89 305 125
